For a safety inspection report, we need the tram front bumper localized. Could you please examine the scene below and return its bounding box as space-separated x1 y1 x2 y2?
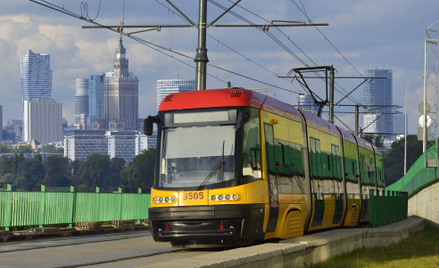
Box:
148 204 265 242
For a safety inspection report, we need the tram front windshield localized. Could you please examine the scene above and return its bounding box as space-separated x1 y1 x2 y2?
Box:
157 108 237 190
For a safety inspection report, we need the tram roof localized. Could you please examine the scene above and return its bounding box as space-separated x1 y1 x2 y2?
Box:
158 88 302 122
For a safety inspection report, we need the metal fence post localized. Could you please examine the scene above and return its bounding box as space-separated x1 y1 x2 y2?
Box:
118 187 122 221
95 186 100 222
39 184 46 228
137 188 142 224
70 185 75 228
5 183 12 231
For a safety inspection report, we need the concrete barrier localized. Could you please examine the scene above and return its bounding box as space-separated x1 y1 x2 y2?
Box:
408 181 439 224
138 217 425 268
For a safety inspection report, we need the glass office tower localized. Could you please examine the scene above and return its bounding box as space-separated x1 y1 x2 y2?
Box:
75 78 89 125
88 74 105 129
20 50 52 101
363 69 393 139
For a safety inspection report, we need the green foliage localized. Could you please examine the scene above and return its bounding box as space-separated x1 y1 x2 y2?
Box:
308 222 439 268
14 145 33 154
383 135 423 186
44 156 72 187
0 143 33 154
17 158 46 191
121 148 156 192
361 134 384 148
110 157 126 188
39 144 63 153
80 153 111 191
0 143 12 153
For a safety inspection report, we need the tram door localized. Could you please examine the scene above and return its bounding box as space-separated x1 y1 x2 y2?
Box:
264 123 279 233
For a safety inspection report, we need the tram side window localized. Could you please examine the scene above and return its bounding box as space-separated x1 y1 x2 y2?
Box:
242 108 261 183
331 144 341 180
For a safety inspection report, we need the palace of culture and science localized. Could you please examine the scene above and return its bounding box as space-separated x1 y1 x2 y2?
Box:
89 34 139 131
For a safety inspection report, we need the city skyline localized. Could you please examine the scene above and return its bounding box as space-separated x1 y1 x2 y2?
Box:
1 1 438 135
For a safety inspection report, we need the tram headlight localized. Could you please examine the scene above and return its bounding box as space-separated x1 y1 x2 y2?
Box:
153 196 177 204
211 194 239 202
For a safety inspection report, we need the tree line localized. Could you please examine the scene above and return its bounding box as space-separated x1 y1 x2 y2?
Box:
0 148 156 193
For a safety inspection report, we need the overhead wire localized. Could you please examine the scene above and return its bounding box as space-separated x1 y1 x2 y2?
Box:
30 0 298 93
224 0 359 104
291 0 364 80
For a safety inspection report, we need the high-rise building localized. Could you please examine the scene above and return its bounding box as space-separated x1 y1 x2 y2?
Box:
64 129 144 163
6 119 22 143
23 99 63 144
297 93 318 116
104 37 139 131
20 50 52 102
75 78 89 126
157 79 195 111
64 130 107 161
107 131 138 163
393 110 405 136
363 69 393 139
20 50 54 142
135 133 148 155
88 74 105 128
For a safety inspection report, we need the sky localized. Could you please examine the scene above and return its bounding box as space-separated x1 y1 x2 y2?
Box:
1 0 438 134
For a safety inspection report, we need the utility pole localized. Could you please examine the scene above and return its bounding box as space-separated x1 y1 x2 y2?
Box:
355 104 359 135
195 0 208 91
328 66 335 124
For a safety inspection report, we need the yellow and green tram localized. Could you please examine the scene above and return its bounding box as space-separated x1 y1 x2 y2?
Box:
144 88 385 246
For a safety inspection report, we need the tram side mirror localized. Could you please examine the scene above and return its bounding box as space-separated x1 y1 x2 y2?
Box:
235 109 250 129
144 115 161 136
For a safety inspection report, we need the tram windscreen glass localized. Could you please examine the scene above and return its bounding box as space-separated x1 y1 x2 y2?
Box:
159 109 237 190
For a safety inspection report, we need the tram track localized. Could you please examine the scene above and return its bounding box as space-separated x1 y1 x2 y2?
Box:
54 248 185 268
0 232 149 254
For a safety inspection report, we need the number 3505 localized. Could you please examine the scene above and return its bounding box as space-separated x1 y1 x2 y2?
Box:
183 192 204 200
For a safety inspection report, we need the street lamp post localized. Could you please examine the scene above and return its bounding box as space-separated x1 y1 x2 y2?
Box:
405 76 423 175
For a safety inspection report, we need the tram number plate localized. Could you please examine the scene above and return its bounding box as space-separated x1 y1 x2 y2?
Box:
182 192 204 200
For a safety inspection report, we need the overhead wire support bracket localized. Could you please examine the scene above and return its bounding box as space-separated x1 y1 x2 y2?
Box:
165 0 196 26
208 0 241 27
213 23 328 28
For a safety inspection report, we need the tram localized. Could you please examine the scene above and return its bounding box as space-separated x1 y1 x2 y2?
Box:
144 88 385 246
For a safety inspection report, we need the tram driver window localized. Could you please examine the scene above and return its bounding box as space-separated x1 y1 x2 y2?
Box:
242 108 261 183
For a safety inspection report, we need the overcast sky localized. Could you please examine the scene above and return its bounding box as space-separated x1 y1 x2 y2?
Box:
1 0 438 134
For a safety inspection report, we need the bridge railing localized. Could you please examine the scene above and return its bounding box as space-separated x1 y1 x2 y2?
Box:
369 189 408 227
387 144 439 197
0 184 150 231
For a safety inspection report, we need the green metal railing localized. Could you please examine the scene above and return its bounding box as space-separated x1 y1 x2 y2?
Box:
0 184 150 231
386 145 439 197
369 189 408 227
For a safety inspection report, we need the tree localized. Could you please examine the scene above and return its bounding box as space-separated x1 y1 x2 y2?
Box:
80 153 111 191
69 159 84 187
383 135 423 186
133 148 156 190
110 157 125 188
13 145 33 154
120 161 138 193
361 134 383 149
44 156 72 187
17 158 46 191
39 144 63 153
120 148 156 193
0 143 12 153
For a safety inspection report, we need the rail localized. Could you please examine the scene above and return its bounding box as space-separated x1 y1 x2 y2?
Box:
0 184 150 231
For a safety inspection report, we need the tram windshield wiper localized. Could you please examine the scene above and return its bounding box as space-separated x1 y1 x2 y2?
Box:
196 141 225 191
